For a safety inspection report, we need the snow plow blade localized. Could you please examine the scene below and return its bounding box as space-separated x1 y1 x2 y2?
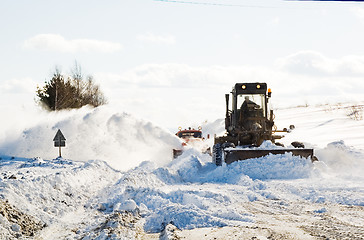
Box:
224 148 315 165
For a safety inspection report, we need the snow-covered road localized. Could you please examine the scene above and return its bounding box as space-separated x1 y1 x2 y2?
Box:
1 103 364 239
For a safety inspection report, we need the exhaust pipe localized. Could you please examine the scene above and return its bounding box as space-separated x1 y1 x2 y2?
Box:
225 94 229 117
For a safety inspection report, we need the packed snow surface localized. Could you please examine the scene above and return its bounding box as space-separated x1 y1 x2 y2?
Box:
1 102 364 239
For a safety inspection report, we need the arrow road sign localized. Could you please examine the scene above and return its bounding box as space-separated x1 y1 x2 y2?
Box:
53 129 66 147
53 129 66 157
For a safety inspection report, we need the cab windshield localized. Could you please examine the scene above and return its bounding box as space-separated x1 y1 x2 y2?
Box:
237 94 266 117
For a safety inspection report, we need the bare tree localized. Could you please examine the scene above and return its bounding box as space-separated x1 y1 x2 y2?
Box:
84 76 107 107
36 64 107 111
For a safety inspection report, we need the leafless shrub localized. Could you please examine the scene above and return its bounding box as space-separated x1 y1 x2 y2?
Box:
347 105 363 121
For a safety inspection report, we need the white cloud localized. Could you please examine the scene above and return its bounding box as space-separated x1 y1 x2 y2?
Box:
3 51 362 129
276 50 364 76
137 33 176 45
23 34 122 53
92 60 364 129
95 54 364 119
276 51 333 75
95 63 246 89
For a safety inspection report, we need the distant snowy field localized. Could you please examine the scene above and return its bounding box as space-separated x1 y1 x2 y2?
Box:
1 102 364 239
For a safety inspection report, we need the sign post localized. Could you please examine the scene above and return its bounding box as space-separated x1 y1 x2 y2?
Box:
53 129 66 158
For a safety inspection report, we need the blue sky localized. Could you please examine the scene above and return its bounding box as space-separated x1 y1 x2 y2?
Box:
1 0 364 128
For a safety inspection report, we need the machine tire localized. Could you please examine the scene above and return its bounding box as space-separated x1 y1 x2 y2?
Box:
222 142 235 149
212 143 223 166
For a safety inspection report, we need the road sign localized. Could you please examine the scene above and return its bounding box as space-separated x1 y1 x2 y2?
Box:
53 129 66 157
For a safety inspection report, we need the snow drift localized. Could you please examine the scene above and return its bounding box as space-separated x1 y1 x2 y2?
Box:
93 142 364 233
1 103 364 238
0 106 181 171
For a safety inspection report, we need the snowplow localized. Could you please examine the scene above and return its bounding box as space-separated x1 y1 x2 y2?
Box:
213 83 317 165
173 127 211 158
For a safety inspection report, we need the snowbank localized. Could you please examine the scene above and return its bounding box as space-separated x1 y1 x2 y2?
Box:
0 106 181 171
91 140 364 233
1 139 364 238
1 103 364 238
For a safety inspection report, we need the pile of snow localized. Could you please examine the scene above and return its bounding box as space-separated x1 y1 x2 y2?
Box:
1 102 364 238
0 157 119 222
316 140 364 178
0 156 123 238
2 139 364 238
0 106 181 171
93 142 364 233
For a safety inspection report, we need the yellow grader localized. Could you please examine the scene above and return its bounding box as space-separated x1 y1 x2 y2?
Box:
213 83 317 165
